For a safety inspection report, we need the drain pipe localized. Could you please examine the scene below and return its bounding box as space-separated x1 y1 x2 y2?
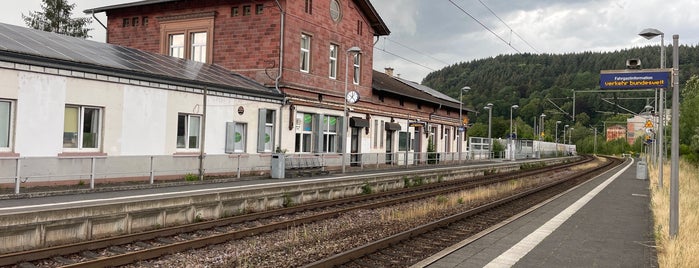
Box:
90 11 108 42
273 0 286 151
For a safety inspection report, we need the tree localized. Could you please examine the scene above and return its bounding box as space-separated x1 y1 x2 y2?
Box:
22 0 92 38
680 75 699 164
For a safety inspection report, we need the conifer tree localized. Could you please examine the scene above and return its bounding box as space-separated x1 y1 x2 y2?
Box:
22 0 92 38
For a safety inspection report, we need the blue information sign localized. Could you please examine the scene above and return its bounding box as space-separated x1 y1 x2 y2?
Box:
599 69 671 89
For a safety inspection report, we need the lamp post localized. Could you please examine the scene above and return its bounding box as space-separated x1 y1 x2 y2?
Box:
569 127 574 145
458 86 470 162
639 28 665 188
563 125 569 144
509 104 519 160
555 121 561 157
484 103 493 158
342 46 361 173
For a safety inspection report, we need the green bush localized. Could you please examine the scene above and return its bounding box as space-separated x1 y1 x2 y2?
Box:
184 173 199 181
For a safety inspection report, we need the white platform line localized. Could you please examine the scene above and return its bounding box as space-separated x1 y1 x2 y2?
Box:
484 158 634 268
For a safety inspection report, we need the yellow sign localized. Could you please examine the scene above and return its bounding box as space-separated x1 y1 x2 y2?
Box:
540 132 545 137
644 120 653 128
462 116 469 125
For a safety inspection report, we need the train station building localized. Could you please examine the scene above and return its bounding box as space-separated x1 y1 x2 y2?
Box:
0 0 474 185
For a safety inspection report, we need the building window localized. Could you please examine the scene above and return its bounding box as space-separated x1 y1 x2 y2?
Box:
357 20 363 35
122 18 130 27
225 122 247 153
256 4 264 14
305 0 313 14
63 106 101 150
231 6 239 16
322 116 339 152
177 114 201 149
143 16 149 26
243 5 251 16
160 17 214 64
0 100 11 149
373 120 379 148
380 120 385 147
417 103 422 110
295 113 313 153
399 99 404 106
190 32 207 62
169 34 185 59
257 109 276 152
398 131 409 151
329 44 338 79
295 113 343 153
167 32 207 63
300 34 311 73
352 53 360 84
330 0 341 22
132 17 139 27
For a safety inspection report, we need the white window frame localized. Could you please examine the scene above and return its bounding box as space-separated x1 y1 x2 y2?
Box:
169 33 185 59
301 34 311 73
189 32 208 63
225 122 247 153
63 105 102 152
0 100 13 151
322 115 339 153
329 44 338 79
353 53 361 84
295 112 313 153
177 114 202 150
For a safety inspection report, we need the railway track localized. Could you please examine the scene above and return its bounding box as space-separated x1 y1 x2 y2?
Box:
305 155 622 267
1 156 593 267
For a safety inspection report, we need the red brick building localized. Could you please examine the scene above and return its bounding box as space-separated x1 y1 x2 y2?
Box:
606 124 626 142
87 0 468 165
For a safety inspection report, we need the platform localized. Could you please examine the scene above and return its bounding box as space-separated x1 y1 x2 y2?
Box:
423 158 657 267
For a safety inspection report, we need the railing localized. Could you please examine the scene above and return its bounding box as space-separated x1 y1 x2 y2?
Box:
0 151 501 195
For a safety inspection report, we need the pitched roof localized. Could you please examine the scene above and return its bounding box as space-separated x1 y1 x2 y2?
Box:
372 70 474 112
0 23 283 100
84 0 390 36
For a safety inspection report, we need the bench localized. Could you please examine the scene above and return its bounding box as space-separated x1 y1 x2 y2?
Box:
284 155 329 177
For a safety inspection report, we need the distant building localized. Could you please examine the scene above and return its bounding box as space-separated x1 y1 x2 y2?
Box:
606 125 626 141
627 115 654 145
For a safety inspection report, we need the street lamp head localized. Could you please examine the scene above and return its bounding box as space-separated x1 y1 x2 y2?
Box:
564 124 569 128
511 104 519 109
639 28 663 40
461 86 471 91
556 120 561 124
347 46 362 53
487 103 493 107
483 106 491 110
540 113 546 118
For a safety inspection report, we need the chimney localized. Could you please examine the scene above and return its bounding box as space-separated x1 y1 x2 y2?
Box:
384 67 394 77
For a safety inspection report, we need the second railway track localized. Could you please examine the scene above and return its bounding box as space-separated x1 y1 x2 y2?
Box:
2 156 601 267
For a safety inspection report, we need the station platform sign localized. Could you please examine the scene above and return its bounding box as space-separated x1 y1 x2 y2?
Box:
599 68 671 89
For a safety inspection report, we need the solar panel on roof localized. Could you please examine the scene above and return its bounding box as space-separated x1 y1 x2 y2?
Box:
0 22 281 99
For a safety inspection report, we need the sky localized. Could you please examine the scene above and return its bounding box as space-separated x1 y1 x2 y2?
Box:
2 0 697 83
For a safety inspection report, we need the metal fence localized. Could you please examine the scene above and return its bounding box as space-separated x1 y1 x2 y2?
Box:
0 149 501 194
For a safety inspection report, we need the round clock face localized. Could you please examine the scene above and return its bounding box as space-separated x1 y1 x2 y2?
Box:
346 90 360 104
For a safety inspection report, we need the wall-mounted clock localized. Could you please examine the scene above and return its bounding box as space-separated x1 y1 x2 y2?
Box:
346 90 360 104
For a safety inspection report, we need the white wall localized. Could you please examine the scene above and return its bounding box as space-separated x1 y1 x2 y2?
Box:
120 85 168 155
15 72 65 157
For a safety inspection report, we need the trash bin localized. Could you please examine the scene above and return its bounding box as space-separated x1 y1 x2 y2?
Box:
271 154 285 179
636 160 647 180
